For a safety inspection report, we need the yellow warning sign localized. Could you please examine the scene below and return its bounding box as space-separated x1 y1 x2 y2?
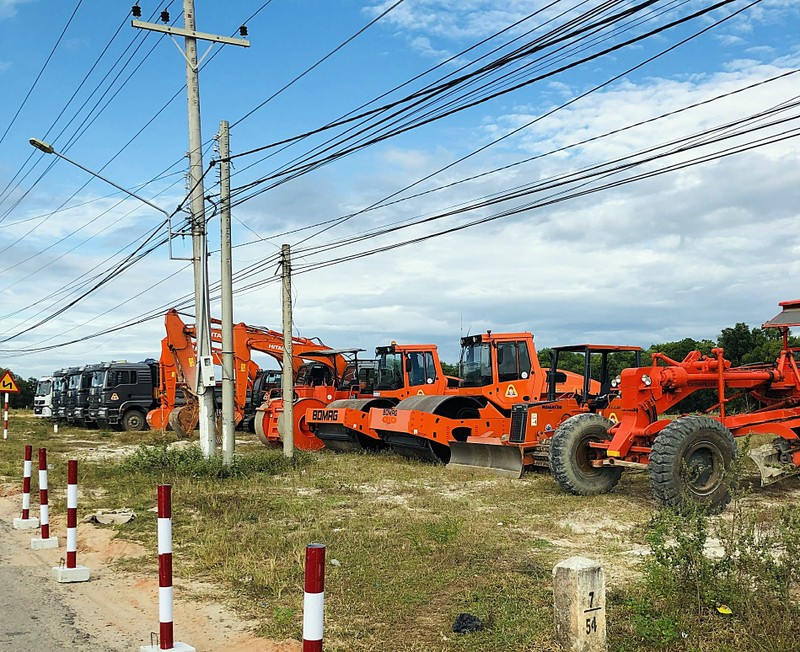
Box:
505 384 518 398
0 371 20 393
417 389 424 395
608 412 618 424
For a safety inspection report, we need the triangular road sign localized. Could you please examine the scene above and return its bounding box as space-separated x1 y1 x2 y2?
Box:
0 371 20 393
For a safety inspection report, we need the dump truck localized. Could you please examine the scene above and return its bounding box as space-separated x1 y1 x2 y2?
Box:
87 360 160 431
369 330 586 463
448 344 642 476
305 342 460 452
549 300 800 512
33 375 55 418
54 367 75 420
65 364 103 426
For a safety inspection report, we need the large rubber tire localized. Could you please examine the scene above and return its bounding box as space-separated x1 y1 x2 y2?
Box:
649 416 736 513
549 413 622 495
122 410 147 432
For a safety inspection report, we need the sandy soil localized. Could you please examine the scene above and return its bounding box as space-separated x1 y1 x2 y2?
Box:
0 492 300 652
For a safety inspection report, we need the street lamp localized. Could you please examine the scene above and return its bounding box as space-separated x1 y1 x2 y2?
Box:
28 136 219 456
29 138 171 219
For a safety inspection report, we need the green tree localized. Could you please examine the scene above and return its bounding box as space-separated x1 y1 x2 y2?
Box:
440 361 459 377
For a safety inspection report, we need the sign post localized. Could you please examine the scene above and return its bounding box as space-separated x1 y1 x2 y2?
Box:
1 371 21 441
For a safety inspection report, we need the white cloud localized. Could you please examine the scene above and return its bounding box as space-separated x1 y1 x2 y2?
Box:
0 0 33 20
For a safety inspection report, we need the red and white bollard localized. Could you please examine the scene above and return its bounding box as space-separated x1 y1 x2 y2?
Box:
3 391 8 441
53 460 90 583
32 447 58 549
13 444 39 529
303 543 326 652
140 485 194 652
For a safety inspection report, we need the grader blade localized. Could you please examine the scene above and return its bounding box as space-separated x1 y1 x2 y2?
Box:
749 442 800 486
447 441 525 479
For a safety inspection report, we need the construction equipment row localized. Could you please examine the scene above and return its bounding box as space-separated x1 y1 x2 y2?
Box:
34 301 800 512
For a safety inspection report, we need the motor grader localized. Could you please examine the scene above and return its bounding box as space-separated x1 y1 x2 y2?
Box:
148 309 344 438
304 342 460 452
368 330 586 464
448 344 642 477
549 300 800 512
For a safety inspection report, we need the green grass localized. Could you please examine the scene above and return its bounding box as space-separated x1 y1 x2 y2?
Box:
2 413 800 651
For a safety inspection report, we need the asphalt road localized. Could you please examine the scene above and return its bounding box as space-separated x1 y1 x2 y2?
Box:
0 519 99 652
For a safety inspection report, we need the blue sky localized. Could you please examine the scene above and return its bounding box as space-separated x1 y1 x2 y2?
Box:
0 0 799 378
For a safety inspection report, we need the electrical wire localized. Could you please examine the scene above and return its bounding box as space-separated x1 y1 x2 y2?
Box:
0 1 84 148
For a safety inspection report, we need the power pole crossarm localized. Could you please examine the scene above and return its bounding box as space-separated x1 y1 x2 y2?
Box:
131 20 250 47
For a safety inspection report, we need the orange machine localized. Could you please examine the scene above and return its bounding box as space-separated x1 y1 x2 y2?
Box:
448 344 642 477
253 348 371 451
147 309 343 437
368 330 586 465
549 300 800 512
305 342 460 452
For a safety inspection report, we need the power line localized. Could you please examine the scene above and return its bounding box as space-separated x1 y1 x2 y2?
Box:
0 1 84 147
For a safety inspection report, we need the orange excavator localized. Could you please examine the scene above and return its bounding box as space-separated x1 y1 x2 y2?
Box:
305 342 460 452
368 330 587 465
147 309 343 437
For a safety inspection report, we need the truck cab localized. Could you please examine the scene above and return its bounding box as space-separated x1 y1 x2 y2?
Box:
72 363 103 426
33 375 55 418
89 360 159 431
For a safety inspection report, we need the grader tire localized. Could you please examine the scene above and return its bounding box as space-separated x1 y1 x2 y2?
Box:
549 413 622 495
649 416 736 513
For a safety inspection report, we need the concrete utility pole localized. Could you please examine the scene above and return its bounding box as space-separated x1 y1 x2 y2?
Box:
132 2 249 458
218 120 235 467
280 244 295 458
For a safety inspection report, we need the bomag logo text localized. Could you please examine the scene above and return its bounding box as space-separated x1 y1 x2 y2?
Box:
311 409 339 421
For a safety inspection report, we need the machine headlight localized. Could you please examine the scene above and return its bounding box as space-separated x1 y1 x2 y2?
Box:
641 374 652 387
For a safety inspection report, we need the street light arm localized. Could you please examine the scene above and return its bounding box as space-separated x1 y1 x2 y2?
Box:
28 137 171 219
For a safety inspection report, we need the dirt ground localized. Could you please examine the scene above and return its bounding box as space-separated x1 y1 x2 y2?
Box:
0 490 300 652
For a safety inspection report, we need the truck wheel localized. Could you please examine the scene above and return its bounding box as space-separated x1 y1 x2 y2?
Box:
122 410 147 432
549 413 622 495
649 416 736 513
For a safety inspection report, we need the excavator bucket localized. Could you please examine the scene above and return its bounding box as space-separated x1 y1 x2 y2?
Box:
749 442 800 486
168 400 198 439
447 440 526 479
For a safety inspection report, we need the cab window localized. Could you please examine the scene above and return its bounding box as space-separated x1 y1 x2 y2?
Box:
497 341 532 382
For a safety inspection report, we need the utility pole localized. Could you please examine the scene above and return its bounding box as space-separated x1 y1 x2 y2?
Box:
218 120 235 467
281 244 294 458
132 2 249 458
